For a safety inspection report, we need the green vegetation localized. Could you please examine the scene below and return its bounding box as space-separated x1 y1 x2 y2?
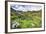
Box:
11 8 42 28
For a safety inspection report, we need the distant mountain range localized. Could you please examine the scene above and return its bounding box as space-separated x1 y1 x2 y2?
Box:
11 5 42 12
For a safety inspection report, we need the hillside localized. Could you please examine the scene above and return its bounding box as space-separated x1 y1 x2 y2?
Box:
11 8 42 29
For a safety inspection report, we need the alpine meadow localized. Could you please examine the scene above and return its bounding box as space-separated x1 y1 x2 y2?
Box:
10 5 42 29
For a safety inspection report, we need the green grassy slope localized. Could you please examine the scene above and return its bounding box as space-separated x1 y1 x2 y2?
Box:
11 8 42 28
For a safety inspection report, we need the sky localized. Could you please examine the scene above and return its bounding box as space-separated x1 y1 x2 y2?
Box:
11 4 42 11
